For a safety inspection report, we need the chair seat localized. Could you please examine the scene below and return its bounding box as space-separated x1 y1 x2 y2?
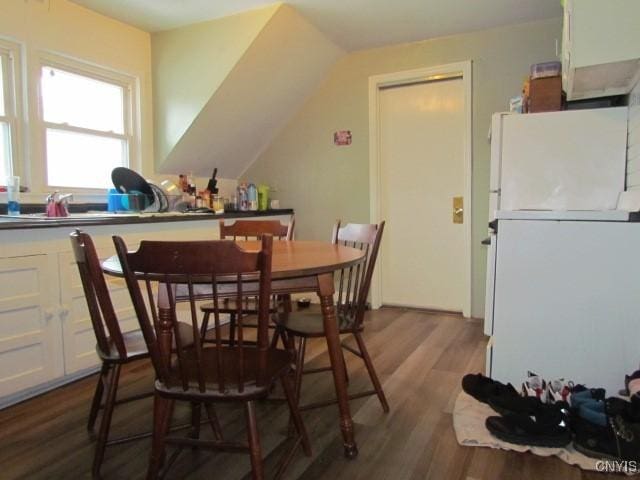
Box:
274 311 363 338
98 322 194 362
156 346 293 400
200 297 278 314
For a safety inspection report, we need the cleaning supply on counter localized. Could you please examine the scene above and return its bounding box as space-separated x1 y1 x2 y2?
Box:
258 184 270 211
237 183 248 211
247 183 258 211
6 175 20 216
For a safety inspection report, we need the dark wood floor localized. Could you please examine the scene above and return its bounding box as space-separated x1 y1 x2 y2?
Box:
0 307 616 479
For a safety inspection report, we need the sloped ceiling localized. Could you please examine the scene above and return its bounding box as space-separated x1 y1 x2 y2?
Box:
152 4 344 178
151 4 279 170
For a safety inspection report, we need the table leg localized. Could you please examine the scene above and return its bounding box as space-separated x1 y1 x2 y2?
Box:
317 273 358 459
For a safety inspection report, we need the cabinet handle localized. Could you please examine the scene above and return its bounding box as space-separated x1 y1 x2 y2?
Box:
43 307 56 324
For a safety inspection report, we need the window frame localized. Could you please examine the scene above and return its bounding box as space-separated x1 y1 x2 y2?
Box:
36 52 140 192
0 38 24 182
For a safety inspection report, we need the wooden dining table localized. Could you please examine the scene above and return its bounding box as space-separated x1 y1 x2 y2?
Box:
102 239 365 459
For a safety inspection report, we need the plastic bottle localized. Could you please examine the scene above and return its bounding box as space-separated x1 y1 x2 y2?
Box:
258 184 270 211
247 183 258 211
237 183 248 211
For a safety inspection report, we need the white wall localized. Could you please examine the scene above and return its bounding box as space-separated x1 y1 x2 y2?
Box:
244 18 563 318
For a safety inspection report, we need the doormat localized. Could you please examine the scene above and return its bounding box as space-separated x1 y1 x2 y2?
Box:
453 391 637 475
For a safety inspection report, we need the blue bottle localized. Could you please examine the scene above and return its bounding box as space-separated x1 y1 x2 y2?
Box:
247 183 258 211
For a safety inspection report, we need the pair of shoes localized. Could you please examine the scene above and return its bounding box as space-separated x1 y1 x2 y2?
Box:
483 372 573 447
461 373 519 406
485 402 572 448
618 368 640 397
487 389 543 417
570 388 607 427
522 371 578 406
573 396 640 462
522 371 547 400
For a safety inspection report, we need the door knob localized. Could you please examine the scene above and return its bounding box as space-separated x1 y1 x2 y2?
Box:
452 196 463 224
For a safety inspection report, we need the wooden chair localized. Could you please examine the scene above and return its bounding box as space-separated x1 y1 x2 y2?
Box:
71 230 197 478
70 230 155 477
200 217 294 345
274 221 389 413
113 234 310 480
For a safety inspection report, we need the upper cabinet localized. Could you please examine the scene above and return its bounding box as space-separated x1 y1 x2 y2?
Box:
562 0 640 100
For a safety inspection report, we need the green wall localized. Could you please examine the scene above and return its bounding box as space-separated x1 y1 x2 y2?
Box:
151 5 278 167
244 18 563 318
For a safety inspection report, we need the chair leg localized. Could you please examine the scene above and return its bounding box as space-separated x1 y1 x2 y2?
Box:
281 328 296 359
147 395 174 480
229 313 237 346
293 337 307 405
200 312 211 344
281 375 312 456
270 326 282 349
282 294 293 314
189 402 201 441
92 363 121 478
204 402 224 441
354 332 389 413
87 362 109 432
245 401 264 480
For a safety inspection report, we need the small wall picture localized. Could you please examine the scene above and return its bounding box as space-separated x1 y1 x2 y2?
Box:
334 130 352 146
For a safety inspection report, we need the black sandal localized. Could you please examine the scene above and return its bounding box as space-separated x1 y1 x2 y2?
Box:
462 373 518 405
485 405 571 448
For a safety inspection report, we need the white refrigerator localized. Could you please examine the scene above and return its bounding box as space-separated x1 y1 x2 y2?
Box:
484 107 639 394
488 107 628 219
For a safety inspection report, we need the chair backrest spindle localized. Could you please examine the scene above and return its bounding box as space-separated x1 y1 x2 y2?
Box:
331 221 385 328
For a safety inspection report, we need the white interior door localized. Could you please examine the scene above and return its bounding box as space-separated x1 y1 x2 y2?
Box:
379 78 465 311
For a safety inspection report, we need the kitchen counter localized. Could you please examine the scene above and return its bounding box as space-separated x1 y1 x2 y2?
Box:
0 209 293 230
0 209 294 408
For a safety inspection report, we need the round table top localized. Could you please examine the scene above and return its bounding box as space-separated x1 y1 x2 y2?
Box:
102 240 365 280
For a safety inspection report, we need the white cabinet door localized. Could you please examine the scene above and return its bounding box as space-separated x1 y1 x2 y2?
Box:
0 255 63 397
563 0 640 100
58 247 139 375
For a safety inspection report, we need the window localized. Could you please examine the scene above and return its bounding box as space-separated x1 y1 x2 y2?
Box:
0 41 20 183
40 59 136 189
